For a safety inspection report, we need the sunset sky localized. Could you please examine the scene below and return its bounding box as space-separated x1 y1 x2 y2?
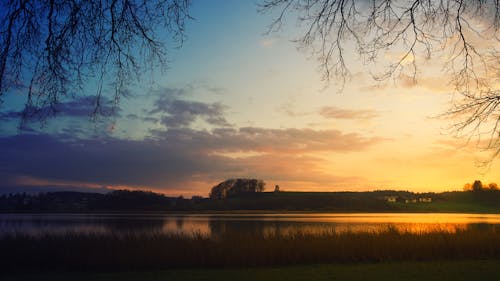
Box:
1 0 498 197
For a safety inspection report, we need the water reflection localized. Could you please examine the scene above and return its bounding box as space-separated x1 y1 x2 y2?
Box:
1 213 499 237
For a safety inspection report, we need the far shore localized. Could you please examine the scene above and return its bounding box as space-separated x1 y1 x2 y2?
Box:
2 189 500 213
2 209 500 214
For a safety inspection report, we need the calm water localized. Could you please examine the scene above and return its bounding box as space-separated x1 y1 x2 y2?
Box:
1 213 499 237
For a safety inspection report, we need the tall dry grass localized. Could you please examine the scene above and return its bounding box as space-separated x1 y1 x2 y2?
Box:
1 225 499 271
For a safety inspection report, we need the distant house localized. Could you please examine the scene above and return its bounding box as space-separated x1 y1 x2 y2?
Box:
404 197 431 203
418 197 432 203
385 196 397 203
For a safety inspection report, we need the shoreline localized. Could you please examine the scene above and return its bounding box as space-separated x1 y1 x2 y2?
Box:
2 209 500 214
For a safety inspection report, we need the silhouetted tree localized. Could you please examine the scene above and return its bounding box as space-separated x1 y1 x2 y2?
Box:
256 180 265 192
260 0 500 159
209 178 266 199
464 180 498 191
472 180 483 192
0 0 191 121
487 182 498 191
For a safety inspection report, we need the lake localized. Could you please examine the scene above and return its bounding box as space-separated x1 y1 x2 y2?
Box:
1 213 499 237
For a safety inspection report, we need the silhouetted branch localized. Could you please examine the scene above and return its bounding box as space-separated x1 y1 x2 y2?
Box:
0 0 191 122
261 0 500 159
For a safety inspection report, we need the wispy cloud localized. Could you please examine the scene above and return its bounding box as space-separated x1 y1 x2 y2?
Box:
319 106 379 120
259 38 278 48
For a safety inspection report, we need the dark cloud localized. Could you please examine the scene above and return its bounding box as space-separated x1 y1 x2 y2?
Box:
143 117 159 123
148 88 188 114
55 96 120 117
126 113 160 124
0 133 213 189
126 114 139 119
0 96 120 121
0 110 21 120
0 127 383 194
319 106 379 120
150 93 229 128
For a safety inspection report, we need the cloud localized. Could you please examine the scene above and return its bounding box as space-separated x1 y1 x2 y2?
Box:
126 114 139 119
57 96 120 117
159 100 229 127
0 133 209 190
394 74 453 92
150 92 229 128
0 126 383 195
0 176 112 194
0 110 21 120
277 98 311 117
357 74 454 93
0 96 120 121
143 117 159 123
319 106 380 120
260 38 277 48
154 127 383 153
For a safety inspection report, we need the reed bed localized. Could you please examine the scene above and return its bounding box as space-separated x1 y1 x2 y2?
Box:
1 226 499 271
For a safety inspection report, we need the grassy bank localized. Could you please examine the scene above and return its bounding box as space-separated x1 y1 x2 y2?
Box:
2 226 500 271
3 260 500 281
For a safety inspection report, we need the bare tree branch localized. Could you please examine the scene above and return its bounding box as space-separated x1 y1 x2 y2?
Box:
260 0 500 159
0 0 191 122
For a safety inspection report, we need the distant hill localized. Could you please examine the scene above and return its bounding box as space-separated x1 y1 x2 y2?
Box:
1 189 499 213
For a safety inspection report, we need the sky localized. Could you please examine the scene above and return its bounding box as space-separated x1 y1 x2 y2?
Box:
0 0 499 197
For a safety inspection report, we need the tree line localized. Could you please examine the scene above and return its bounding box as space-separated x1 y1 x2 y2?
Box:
463 180 499 192
1 178 499 212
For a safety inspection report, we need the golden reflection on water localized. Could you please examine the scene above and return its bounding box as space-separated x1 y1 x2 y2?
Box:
204 213 500 224
0 213 499 237
260 223 467 237
161 217 212 237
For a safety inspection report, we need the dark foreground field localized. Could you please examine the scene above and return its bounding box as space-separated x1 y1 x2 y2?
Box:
3 260 500 281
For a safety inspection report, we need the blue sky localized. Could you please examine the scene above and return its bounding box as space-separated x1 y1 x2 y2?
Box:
1 0 498 196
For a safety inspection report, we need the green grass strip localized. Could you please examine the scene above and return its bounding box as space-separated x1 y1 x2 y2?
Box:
3 260 500 281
